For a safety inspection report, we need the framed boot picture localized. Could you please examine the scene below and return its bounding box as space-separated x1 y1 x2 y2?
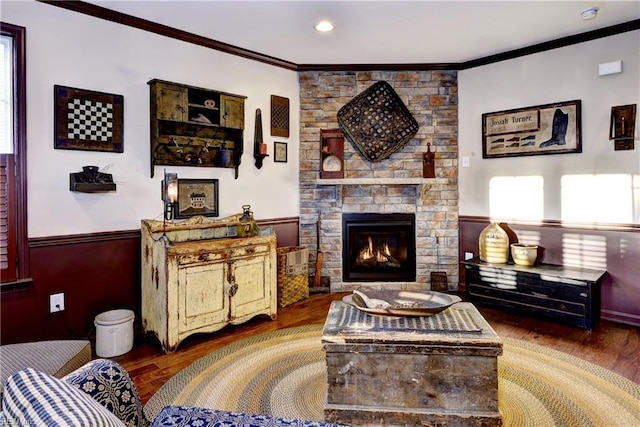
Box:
482 100 582 159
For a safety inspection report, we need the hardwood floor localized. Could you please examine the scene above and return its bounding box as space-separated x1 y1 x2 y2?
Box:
116 292 640 405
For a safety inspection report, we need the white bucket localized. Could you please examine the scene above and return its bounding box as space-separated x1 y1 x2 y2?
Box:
94 309 134 358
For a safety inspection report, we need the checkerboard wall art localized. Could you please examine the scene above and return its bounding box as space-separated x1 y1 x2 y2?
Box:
270 95 289 138
54 85 124 152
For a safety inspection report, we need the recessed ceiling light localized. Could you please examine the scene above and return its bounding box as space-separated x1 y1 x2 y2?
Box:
314 21 335 32
581 7 599 20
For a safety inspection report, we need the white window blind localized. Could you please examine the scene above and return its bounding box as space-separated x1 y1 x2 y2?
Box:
0 34 13 154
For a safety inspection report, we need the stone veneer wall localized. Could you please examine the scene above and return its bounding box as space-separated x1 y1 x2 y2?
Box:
299 71 459 291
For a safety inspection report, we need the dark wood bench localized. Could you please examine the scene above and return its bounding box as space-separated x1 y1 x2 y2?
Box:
462 257 605 330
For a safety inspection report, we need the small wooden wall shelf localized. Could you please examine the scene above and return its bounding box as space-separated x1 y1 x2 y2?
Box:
320 129 344 179
148 79 246 178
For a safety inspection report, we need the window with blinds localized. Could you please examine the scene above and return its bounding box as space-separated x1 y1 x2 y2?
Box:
1 34 12 155
0 25 24 285
1 154 16 281
0 32 14 280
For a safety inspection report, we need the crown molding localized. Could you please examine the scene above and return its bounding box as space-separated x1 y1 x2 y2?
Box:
37 1 640 72
36 0 297 71
297 63 462 72
460 19 640 70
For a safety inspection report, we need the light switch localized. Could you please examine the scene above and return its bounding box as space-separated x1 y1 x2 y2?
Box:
462 156 470 168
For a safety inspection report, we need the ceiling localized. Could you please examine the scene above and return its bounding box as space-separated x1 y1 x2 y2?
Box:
86 1 640 66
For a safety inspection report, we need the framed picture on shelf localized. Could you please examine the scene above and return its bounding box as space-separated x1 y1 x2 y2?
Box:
482 100 581 159
176 179 219 219
54 85 124 152
274 141 288 163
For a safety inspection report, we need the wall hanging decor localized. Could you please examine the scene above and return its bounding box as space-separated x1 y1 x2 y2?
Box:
270 95 290 138
610 104 636 151
69 165 116 193
320 129 344 179
482 100 582 159
254 108 268 169
274 141 288 163
337 81 419 162
423 142 435 178
175 178 219 219
148 79 246 179
54 85 123 152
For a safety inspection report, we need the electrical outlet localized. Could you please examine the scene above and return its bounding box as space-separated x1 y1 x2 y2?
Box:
465 252 474 260
50 293 65 313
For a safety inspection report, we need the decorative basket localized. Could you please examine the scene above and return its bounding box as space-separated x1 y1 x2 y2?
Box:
337 80 419 162
276 246 309 307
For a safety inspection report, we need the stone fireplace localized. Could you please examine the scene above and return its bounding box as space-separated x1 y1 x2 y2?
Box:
342 213 416 282
299 71 459 291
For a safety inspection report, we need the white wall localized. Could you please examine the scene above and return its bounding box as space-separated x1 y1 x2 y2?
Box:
5 1 639 238
3 1 300 238
459 31 640 224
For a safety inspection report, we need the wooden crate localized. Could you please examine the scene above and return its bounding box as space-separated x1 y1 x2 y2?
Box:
322 301 503 426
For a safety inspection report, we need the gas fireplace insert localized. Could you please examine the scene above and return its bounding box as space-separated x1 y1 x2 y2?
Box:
342 213 416 282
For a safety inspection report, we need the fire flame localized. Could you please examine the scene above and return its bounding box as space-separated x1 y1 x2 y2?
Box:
358 237 390 263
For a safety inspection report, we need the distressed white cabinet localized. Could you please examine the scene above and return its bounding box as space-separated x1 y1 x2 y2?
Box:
141 216 277 353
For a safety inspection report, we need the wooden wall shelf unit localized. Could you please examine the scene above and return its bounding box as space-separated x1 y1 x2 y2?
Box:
141 216 277 353
462 257 605 330
320 129 344 179
148 79 246 178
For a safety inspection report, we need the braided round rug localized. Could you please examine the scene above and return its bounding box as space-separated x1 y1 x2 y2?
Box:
144 325 640 426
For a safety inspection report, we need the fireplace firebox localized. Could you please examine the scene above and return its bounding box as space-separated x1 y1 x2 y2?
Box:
342 213 416 282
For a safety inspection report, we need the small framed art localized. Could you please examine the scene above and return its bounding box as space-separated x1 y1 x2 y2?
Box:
274 141 288 163
176 179 219 219
54 85 124 152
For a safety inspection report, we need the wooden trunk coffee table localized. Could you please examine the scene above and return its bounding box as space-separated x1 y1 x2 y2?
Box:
321 300 503 426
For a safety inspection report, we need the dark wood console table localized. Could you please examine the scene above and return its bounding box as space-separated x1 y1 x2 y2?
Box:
462 257 605 331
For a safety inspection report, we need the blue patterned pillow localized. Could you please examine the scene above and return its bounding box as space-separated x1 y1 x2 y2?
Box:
2 368 125 426
151 406 344 427
63 359 147 427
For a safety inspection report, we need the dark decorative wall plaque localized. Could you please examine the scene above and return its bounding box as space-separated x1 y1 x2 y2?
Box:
610 104 636 151
337 81 419 162
271 95 290 137
54 85 123 152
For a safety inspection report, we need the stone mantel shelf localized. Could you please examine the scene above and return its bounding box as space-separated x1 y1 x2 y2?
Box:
316 178 450 185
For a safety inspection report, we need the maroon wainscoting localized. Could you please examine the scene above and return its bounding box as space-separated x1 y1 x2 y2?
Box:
459 216 640 327
0 216 300 345
259 216 299 248
1 231 141 345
